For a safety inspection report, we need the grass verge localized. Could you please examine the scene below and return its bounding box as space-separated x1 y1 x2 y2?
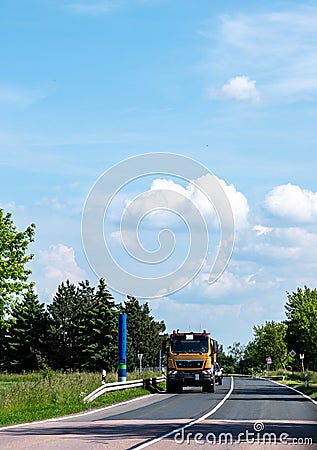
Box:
281 381 317 399
279 376 317 400
0 371 165 427
262 370 317 400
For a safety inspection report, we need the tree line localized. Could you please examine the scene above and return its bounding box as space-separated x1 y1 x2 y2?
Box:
0 279 166 372
0 209 165 373
217 287 317 373
1 208 316 374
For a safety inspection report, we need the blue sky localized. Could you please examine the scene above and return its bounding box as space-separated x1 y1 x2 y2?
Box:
1 0 317 350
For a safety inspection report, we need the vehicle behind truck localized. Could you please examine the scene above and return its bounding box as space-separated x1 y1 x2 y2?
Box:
163 329 218 393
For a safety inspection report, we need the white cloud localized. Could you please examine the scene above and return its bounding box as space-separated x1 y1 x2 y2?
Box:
191 270 255 298
216 177 249 229
0 201 25 213
109 175 248 269
253 224 273 236
66 1 114 15
241 225 317 269
146 297 263 348
275 227 317 262
215 7 317 103
149 175 249 230
247 242 301 261
36 198 66 211
150 178 188 195
222 76 260 102
264 183 317 222
37 244 86 299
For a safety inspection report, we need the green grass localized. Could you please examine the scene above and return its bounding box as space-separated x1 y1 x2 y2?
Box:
282 381 317 399
278 371 317 399
0 381 16 391
259 370 317 400
0 370 164 427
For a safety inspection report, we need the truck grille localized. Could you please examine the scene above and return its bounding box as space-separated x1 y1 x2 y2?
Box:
176 360 203 369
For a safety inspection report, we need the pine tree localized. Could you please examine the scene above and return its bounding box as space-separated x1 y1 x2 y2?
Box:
48 279 119 372
48 280 84 370
120 296 166 371
6 289 50 371
77 279 118 371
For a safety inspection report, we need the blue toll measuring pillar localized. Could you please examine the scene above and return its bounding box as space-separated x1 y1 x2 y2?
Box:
118 313 127 382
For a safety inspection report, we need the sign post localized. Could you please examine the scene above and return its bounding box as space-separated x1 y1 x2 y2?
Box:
289 350 296 374
304 372 308 388
138 353 143 374
266 356 272 376
300 354 304 373
158 349 162 373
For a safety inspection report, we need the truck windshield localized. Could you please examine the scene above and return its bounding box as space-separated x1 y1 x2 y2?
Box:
171 335 209 353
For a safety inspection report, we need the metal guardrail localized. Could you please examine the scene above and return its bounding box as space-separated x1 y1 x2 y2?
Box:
83 376 166 403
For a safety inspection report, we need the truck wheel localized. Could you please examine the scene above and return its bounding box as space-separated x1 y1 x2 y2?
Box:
167 381 182 393
202 382 213 393
177 383 183 393
166 381 175 393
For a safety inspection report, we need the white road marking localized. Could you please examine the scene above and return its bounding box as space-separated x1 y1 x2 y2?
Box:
133 376 234 449
200 419 317 424
267 379 317 406
0 394 154 431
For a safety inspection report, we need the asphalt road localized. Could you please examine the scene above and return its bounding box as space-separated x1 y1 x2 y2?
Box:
0 377 316 449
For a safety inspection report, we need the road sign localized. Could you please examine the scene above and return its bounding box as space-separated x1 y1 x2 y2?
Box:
137 353 143 373
289 350 296 358
299 353 304 360
266 356 272 364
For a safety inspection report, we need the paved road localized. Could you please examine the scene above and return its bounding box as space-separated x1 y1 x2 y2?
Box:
0 377 316 449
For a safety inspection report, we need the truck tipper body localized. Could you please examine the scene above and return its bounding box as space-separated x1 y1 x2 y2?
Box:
164 329 218 393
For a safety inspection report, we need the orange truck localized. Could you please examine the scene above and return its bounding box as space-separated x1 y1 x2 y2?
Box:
163 329 218 393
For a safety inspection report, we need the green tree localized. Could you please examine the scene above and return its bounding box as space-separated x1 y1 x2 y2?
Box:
227 341 245 371
252 320 288 371
120 296 166 371
216 344 235 374
0 209 35 322
78 279 118 371
285 286 317 370
241 340 261 373
48 280 83 370
48 279 119 371
6 288 50 371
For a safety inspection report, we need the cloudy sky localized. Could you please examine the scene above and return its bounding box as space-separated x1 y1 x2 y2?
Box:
1 0 317 349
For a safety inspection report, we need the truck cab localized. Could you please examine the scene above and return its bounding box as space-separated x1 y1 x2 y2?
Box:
164 330 217 393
